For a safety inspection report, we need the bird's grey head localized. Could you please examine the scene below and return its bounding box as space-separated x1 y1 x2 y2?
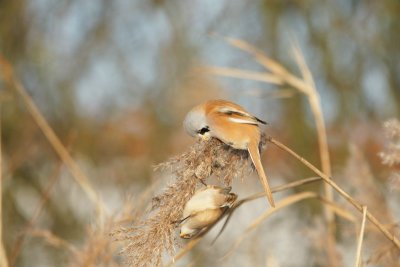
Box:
183 106 209 137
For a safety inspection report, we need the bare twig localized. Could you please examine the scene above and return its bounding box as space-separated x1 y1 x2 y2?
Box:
209 35 334 222
291 42 333 221
9 161 63 266
200 66 283 84
221 193 356 260
354 206 367 267
0 55 104 217
0 105 9 267
29 229 78 256
169 192 317 267
167 176 323 266
268 137 400 249
222 192 318 260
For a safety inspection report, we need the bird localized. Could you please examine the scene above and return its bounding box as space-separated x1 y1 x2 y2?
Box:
184 99 275 208
179 185 237 239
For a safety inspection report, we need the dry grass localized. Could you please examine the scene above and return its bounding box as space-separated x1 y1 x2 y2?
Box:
69 222 119 267
113 137 256 266
0 55 103 214
167 176 328 265
25 220 120 267
354 206 367 267
205 34 338 265
380 119 400 192
379 119 400 167
269 137 400 249
1 38 400 267
0 54 112 266
9 161 63 265
223 191 318 259
166 136 400 266
0 105 9 267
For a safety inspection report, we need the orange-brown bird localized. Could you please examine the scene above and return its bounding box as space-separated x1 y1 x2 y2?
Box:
183 99 275 208
179 185 237 239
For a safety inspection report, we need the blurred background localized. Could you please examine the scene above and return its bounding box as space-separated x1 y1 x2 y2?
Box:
1 0 399 266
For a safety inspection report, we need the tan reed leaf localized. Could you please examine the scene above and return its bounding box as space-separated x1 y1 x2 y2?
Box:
354 206 367 267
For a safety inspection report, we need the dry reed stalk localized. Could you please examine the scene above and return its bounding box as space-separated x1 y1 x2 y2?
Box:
116 138 252 266
317 197 356 223
209 34 334 216
211 35 333 192
208 35 337 264
0 108 9 267
223 191 318 260
271 67 336 259
8 161 63 266
168 176 354 266
70 221 119 267
222 193 355 259
0 55 104 217
113 178 162 226
169 191 317 267
290 43 333 217
228 194 356 254
354 206 367 267
202 66 283 84
268 137 400 250
212 36 333 195
28 229 78 256
25 220 120 267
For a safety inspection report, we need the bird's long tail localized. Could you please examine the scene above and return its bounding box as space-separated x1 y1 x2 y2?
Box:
248 141 275 208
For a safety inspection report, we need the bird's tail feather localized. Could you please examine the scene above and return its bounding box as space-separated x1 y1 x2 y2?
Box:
248 142 275 208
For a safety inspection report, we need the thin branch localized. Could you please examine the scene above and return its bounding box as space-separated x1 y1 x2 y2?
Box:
29 229 78 256
212 35 334 223
233 177 321 204
0 55 105 217
200 66 283 85
354 206 367 267
9 161 63 266
212 34 290 79
291 42 334 222
222 192 318 260
221 193 356 261
268 137 400 250
0 104 9 267
296 59 338 264
167 176 323 266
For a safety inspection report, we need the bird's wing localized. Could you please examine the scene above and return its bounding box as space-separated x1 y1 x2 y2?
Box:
173 214 192 225
216 105 267 125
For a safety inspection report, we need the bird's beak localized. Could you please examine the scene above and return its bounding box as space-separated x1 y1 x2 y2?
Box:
179 232 191 239
197 133 211 141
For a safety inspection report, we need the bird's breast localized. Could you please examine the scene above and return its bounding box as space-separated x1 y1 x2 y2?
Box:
186 209 223 229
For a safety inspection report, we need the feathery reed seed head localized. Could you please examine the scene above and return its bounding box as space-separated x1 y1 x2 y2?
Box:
117 136 265 266
379 118 400 192
379 118 400 167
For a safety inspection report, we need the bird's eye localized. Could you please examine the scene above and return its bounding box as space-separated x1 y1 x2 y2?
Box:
197 126 210 135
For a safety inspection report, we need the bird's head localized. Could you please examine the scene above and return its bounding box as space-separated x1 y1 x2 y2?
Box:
183 105 210 139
